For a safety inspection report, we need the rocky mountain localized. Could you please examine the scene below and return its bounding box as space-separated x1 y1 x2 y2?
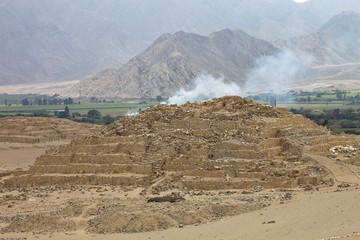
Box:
0 0 129 85
2 0 360 85
74 11 360 100
278 11 360 65
72 29 278 99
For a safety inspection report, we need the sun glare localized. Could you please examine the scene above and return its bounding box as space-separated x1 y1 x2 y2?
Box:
293 0 309 3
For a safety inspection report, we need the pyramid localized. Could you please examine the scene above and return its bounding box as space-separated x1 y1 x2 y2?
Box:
5 96 358 192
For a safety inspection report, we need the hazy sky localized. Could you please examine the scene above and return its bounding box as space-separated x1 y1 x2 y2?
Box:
293 0 309 3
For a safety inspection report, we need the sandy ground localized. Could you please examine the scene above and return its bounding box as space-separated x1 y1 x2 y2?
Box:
1 105 360 240
1 141 359 240
0 80 79 96
291 79 360 92
1 187 360 240
0 141 70 171
0 146 46 171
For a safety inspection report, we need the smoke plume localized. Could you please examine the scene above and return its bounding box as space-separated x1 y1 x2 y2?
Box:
167 51 311 105
125 109 140 117
167 74 242 105
244 51 310 94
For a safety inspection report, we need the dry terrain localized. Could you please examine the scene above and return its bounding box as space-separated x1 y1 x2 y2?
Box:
4 0 357 86
0 116 100 179
0 97 360 240
0 80 79 96
1 64 360 97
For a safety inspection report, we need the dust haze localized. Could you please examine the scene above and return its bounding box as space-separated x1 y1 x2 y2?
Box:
168 50 313 103
244 51 311 94
167 74 242 105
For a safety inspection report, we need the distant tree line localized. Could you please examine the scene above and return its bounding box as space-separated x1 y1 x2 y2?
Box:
249 90 360 104
290 107 360 135
20 97 77 106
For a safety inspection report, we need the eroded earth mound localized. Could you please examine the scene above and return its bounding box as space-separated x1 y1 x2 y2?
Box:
1 96 360 235
0 117 100 143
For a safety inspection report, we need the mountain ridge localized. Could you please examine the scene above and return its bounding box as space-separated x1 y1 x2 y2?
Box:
2 0 360 85
278 11 360 65
71 29 278 99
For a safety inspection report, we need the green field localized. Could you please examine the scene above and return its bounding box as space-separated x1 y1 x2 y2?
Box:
1 90 360 134
0 102 158 117
277 102 360 111
250 90 360 135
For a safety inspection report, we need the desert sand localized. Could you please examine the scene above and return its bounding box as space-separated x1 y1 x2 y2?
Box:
2 187 360 240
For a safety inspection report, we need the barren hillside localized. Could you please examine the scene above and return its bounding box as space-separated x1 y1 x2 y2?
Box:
2 0 360 85
278 11 360 66
72 30 277 99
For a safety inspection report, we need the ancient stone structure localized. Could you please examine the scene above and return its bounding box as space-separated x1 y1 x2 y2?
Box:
5 96 358 192
0 117 99 143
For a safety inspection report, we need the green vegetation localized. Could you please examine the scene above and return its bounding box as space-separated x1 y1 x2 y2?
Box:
0 101 157 116
248 89 360 135
289 107 360 135
1 90 360 133
0 95 158 125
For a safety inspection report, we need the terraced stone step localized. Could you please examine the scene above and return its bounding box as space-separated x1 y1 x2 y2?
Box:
0 135 41 143
70 136 145 145
266 147 283 157
180 166 305 178
29 163 152 175
1 97 338 193
24 130 62 135
212 149 264 159
157 120 263 135
56 142 146 155
277 127 329 138
260 138 281 148
2 173 150 189
182 177 296 190
180 170 269 179
163 158 300 175
306 136 356 145
165 119 214 129
307 136 358 153
214 141 255 151
35 154 142 165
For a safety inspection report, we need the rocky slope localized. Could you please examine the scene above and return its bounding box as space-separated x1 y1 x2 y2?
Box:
278 11 360 66
72 29 278 99
71 11 360 100
2 0 360 85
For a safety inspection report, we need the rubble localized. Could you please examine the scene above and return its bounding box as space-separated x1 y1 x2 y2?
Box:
330 145 357 154
1 96 360 234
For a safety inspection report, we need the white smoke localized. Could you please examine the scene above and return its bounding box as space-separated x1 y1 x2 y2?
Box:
244 51 310 94
125 110 139 117
167 52 311 105
167 74 242 105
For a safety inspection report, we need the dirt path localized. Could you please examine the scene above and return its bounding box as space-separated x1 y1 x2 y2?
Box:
305 153 360 185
